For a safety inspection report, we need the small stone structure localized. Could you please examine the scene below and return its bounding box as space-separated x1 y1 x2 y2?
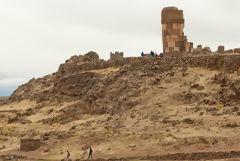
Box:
20 139 42 152
196 45 202 51
218 46 225 54
234 48 240 53
161 7 193 56
110 51 124 61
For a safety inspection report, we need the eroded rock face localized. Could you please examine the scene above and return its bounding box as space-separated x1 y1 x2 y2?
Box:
20 139 42 152
9 53 240 114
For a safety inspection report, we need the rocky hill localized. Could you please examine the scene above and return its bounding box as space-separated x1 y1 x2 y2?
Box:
2 52 240 160
9 52 240 111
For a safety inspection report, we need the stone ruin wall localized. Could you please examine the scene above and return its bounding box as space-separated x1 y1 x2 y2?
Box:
161 7 193 55
110 51 124 61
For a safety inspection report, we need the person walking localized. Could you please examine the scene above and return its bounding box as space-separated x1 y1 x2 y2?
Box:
88 146 93 159
67 150 70 160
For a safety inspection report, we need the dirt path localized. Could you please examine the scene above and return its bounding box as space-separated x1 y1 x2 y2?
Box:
3 151 240 161
74 151 240 161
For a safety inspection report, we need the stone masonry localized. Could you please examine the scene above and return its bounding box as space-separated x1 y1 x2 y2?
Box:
218 45 225 54
161 7 193 55
110 51 124 61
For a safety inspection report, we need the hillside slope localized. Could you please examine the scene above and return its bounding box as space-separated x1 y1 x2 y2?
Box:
1 53 240 160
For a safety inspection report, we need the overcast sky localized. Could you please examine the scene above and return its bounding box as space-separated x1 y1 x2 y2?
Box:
0 0 239 96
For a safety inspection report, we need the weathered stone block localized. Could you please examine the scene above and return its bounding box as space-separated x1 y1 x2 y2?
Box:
161 7 184 24
171 29 181 35
218 46 225 54
176 41 184 47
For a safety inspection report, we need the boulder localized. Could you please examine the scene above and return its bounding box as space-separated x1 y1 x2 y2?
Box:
66 55 83 63
84 51 99 62
182 118 195 124
193 45 203 54
58 61 79 74
196 45 202 51
202 46 212 54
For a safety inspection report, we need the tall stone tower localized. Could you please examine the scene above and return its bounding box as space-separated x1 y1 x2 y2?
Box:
161 7 193 55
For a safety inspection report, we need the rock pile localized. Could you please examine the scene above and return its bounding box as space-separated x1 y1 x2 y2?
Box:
193 45 212 54
212 73 240 105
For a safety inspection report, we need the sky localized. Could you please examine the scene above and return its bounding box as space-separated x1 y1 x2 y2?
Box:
0 0 240 96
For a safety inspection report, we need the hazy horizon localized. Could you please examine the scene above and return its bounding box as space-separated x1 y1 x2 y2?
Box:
0 0 240 96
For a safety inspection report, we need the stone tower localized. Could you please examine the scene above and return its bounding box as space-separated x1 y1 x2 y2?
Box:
161 7 193 55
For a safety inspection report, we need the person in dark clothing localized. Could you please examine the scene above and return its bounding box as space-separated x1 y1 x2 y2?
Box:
88 147 93 158
141 52 144 57
159 53 163 58
161 53 164 57
150 51 154 57
67 150 70 160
